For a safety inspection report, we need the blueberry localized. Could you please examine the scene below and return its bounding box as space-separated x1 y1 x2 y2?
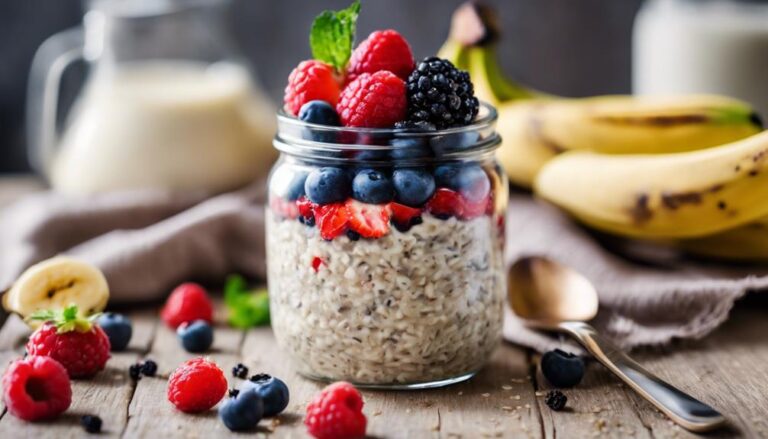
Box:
299 101 341 144
241 374 290 417
305 167 351 204
219 388 264 431
352 169 394 204
80 414 102 433
434 164 490 202
298 100 341 126
177 320 213 353
430 131 480 156
540 349 585 388
390 136 431 160
270 166 308 201
97 313 132 351
392 169 435 207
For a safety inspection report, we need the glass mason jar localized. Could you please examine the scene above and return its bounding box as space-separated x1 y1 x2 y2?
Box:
267 103 508 389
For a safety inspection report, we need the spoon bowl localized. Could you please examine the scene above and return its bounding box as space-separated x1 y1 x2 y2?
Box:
509 256 598 326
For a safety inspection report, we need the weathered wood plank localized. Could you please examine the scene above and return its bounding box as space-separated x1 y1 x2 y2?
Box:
0 309 157 437
628 305 768 439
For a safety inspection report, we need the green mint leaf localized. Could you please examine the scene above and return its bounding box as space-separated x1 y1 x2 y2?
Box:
310 0 361 71
224 274 247 307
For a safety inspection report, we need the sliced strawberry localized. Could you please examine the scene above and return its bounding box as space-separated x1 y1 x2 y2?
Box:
296 196 315 218
270 195 300 219
460 195 491 220
426 188 464 218
388 202 422 225
345 199 390 238
315 203 349 240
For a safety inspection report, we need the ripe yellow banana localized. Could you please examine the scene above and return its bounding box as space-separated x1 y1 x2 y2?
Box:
438 2 763 188
534 130 768 239
3 256 109 325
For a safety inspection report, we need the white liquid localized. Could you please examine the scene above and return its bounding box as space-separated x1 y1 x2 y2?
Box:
633 0 768 117
52 62 277 194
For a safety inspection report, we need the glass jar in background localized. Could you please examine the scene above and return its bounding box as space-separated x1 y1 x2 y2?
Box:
266 103 507 388
633 0 768 118
27 0 276 194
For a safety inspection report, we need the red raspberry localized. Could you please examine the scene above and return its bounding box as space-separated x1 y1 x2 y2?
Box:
2 356 72 421
284 60 341 116
161 283 214 329
347 30 415 81
26 321 111 379
167 358 227 413
305 381 366 439
337 71 407 128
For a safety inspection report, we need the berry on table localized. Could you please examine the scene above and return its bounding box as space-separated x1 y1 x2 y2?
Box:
97 312 133 351
1 356 72 421
352 169 394 204
299 100 341 126
405 57 479 129
392 168 435 207
345 199 391 239
81 414 102 433
347 29 415 81
232 363 249 379
305 381 366 439
305 167 351 205
161 282 214 329
26 306 111 379
240 373 290 417
177 320 214 353
284 60 341 116
545 390 568 411
337 71 407 128
167 358 228 413
129 363 142 381
219 388 264 432
141 360 158 377
541 349 585 388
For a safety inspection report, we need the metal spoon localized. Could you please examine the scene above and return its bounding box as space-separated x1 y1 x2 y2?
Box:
508 256 726 432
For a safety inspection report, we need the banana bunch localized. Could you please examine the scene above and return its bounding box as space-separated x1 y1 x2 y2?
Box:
3 257 109 326
438 3 762 188
439 2 768 262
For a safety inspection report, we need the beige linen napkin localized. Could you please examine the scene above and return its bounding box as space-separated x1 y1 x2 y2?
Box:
1 182 764 351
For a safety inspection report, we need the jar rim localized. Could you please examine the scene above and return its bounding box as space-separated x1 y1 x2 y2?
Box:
274 101 501 165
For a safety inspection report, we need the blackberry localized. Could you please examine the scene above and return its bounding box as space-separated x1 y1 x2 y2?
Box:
81 414 102 433
128 363 142 381
545 390 568 411
405 57 479 129
232 363 249 379
394 120 436 131
141 359 158 377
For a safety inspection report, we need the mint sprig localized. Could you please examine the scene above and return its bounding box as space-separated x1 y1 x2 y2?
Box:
310 0 361 71
224 275 270 329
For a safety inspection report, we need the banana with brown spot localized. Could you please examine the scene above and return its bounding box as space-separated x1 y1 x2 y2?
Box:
534 130 768 239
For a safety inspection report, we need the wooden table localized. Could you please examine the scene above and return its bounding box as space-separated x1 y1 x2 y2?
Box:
0 177 767 438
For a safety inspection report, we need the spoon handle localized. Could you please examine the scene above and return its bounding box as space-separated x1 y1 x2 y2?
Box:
558 321 726 432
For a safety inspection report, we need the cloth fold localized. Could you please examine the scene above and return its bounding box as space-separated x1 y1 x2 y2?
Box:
1 183 765 351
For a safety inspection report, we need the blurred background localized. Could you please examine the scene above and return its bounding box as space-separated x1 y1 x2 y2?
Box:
0 0 643 173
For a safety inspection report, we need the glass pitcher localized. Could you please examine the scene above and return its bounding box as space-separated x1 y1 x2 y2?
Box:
27 0 277 194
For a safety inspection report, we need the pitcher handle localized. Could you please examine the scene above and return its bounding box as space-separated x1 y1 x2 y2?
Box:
26 27 84 175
